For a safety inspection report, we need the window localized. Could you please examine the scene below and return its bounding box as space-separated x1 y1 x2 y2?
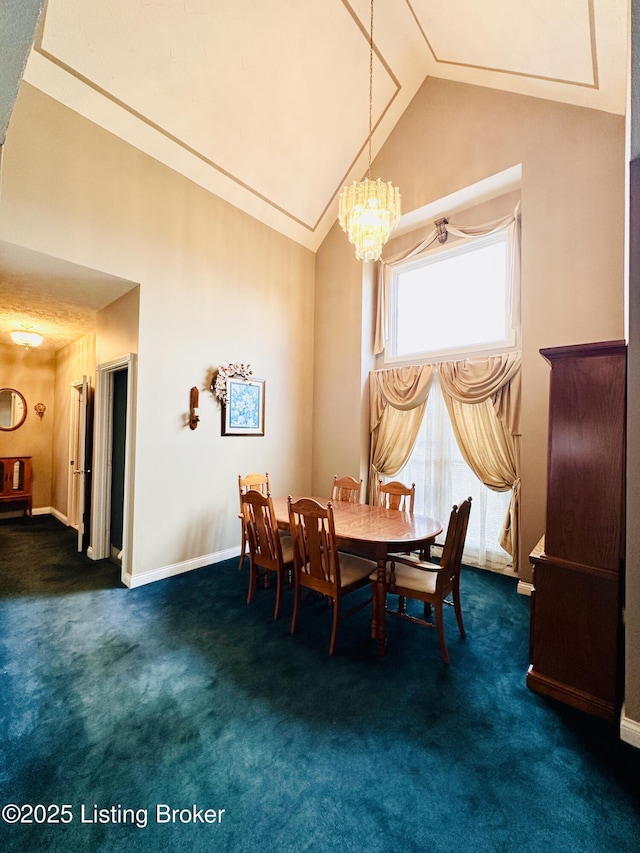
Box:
396 377 512 571
388 231 516 361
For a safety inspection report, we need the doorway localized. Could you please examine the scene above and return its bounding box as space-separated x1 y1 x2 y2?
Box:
68 376 93 552
90 353 137 584
109 368 127 563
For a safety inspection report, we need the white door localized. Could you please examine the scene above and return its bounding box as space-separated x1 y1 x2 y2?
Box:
74 375 91 552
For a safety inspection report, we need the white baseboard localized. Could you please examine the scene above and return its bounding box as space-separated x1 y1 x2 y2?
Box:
32 506 51 516
121 546 240 588
4 506 67 522
517 580 533 596
620 707 640 749
49 507 69 525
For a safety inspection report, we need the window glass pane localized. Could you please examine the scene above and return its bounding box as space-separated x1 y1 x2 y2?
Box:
393 235 509 358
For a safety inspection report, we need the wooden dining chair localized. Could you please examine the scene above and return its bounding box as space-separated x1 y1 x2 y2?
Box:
241 489 294 620
237 472 270 570
379 478 433 563
287 497 374 655
331 475 363 504
378 479 415 512
371 497 472 663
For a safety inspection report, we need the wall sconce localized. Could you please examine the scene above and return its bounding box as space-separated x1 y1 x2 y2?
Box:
189 387 200 430
34 402 46 420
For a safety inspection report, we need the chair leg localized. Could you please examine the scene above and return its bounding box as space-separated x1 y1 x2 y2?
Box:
328 598 340 656
434 600 450 665
247 556 257 604
290 580 301 636
238 526 247 571
398 595 407 615
273 569 283 621
453 585 466 637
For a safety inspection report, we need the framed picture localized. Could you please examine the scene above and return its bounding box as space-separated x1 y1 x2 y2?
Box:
222 377 265 436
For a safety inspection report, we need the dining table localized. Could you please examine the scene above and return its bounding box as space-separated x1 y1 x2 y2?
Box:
271 496 443 656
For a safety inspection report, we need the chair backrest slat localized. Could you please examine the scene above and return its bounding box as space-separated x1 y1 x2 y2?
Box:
331 475 362 504
288 497 340 591
437 498 472 593
241 489 282 571
238 472 270 508
377 479 415 512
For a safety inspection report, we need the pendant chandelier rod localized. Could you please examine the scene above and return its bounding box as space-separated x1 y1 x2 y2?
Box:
367 0 373 178
337 0 401 262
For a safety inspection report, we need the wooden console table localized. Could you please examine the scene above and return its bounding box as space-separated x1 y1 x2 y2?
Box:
0 456 32 516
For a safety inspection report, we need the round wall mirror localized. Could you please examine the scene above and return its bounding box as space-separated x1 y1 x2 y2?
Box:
0 388 27 431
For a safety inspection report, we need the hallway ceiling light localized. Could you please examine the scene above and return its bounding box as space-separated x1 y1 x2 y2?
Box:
10 328 43 350
338 0 401 262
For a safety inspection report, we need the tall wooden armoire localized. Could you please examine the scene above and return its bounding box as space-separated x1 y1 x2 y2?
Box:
527 340 626 721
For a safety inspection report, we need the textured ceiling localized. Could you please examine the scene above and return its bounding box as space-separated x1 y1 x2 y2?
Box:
0 242 136 352
0 0 45 143
0 0 630 350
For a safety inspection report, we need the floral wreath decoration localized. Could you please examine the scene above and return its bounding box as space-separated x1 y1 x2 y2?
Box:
211 362 252 405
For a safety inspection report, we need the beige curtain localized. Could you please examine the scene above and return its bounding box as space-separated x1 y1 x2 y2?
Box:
368 365 434 503
438 353 521 571
438 352 521 435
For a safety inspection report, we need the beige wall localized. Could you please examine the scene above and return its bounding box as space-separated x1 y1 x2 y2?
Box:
312 224 367 493
96 286 139 365
315 77 626 584
0 341 55 511
0 83 315 579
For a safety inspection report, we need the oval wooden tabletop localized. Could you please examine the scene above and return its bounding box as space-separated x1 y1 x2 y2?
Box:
271 496 442 548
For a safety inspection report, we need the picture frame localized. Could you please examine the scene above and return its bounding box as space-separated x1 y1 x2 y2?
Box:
222 377 265 436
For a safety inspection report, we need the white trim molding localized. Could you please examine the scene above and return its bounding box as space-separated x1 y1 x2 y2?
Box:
122 547 240 588
48 506 68 524
517 580 533 596
32 506 52 517
620 707 640 749
393 164 522 239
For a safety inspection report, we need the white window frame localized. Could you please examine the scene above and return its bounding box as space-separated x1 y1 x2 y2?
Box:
386 229 519 364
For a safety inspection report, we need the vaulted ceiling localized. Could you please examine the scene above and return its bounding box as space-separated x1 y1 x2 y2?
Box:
0 0 630 349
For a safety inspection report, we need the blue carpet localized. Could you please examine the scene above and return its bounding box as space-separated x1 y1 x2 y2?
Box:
1 516 639 852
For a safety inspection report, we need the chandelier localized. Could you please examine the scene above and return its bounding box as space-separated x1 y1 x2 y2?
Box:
338 0 401 261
